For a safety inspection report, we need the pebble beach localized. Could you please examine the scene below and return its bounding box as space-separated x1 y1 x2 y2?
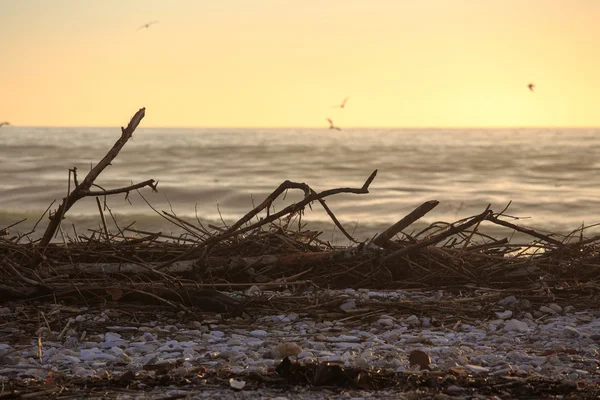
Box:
1 288 599 399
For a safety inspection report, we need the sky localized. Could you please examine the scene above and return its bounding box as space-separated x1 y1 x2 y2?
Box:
1 0 599 128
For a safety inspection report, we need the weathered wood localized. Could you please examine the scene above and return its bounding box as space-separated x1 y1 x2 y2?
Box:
373 200 439 248
32 108 154 268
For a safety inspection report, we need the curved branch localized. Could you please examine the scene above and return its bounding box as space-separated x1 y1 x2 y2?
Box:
156 170 378 269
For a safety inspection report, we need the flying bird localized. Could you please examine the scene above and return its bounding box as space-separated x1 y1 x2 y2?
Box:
331 97 349 109
528 83 535 93
0 122 9 128
327 118 342 131
138 21 159 30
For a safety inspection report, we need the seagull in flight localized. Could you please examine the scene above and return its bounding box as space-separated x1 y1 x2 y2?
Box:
331 97 349 109
327 118 342 131
138 21 159 30
0 122 9 128
528 83 535 93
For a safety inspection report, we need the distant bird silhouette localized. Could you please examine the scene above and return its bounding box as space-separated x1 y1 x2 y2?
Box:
138 21 159 30
327 118 342 131
0 122 9 128
331 97 349 109
528 83 535 93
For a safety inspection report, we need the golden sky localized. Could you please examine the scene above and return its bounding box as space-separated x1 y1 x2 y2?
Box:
1 0 599 127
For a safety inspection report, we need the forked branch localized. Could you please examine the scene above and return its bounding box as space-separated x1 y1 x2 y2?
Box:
32 108 155 268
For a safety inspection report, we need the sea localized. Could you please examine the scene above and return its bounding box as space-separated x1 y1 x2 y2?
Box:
1 126 599 244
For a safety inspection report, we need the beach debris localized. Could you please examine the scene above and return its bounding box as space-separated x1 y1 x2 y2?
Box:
528 83 535 92
105 287 124 301
2 106 600 397
229 378 246 390
30 107 156 269
408 350 431 370
314 363 346 386
275 342 302 358
0 290 597 397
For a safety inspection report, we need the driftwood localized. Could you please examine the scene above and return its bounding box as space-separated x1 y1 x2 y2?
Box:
155 169 378 270
2 107 600 311
373 200 439 248
383 206 492 262
31 108 157 268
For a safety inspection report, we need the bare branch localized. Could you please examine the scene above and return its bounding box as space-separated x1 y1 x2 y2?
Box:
32 108 149 268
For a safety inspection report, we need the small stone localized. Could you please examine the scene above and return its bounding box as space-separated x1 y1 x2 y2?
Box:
446 385 464 394
465 364 490 373
354 357 370 369
504 319 529 332
311 342 327 351
548 303 562 313
563 326 580 338
296 350 313 359
340 299 357 311
495 310 513 320
516 299 531 310
523 313 534 320
404 315 420 325
378 318 394 327
229 378 246 390
539 306 556 314
79 349 97 361
498 296 517 306
0 307 10 316
275 342 302 357
383 331 401 342
246 285 261 295
191 321 203 329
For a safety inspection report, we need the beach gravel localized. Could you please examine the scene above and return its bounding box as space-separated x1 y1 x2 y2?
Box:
1 289 599 399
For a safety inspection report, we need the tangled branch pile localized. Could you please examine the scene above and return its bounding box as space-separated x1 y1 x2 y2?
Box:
2 108 600 310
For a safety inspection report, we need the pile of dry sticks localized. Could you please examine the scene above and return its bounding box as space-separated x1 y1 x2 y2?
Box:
2 108 600 312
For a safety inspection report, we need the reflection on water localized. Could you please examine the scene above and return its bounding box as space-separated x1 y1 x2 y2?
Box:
1 127 599 241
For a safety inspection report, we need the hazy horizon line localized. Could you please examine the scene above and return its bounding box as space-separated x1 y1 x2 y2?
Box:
4 124 600 130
